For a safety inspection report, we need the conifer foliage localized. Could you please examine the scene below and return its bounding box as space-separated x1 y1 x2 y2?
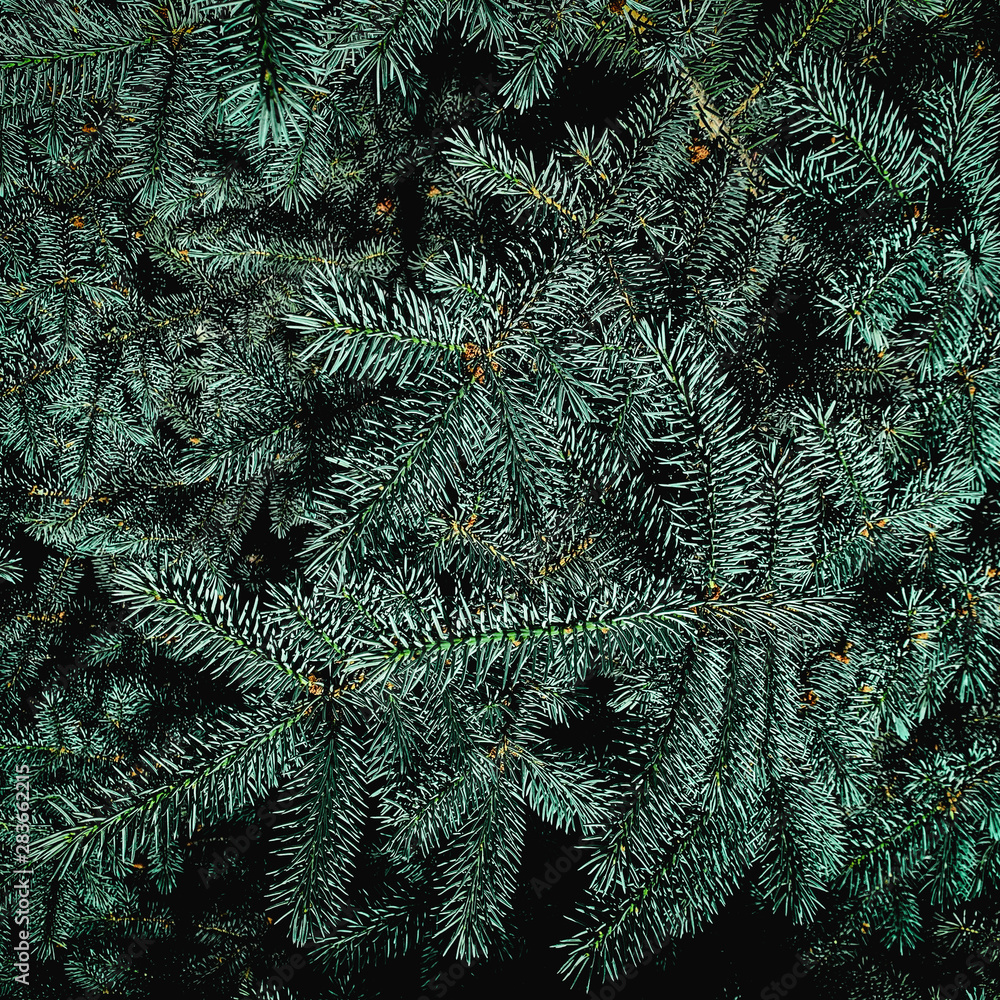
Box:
2 1 1000 998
